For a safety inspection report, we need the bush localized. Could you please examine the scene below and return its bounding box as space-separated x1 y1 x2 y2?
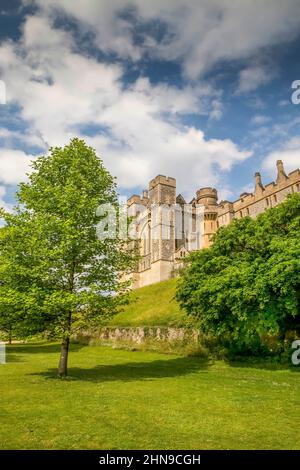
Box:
177 194 300 356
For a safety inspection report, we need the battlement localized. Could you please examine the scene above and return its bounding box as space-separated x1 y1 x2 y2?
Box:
149 175 176 189
232 160 300 216
128 190 149 207
219 200 233 208
128 195 146 207
264 182 275 191
128 194 142 206
288 168 300 179
196 187 218 205
197 187 217 195
240 192 251 198
128 162 300 214
218 200 234 212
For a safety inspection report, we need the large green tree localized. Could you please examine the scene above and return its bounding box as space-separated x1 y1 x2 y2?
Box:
0 139 135 376
176 193 300 354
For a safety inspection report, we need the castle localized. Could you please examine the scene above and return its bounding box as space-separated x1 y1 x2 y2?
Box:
128 160 300 288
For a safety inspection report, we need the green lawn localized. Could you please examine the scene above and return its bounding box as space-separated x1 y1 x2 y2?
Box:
109 278 187 327
1 342 300 450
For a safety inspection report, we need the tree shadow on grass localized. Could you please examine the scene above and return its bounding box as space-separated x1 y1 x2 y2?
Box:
7 343 85 355
3 352 23 363
224 358 300 373
31 355 210 382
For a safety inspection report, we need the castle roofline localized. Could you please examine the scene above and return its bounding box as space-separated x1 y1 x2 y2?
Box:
128 194 147 206
230 164 300 207
197 187 217 193
176 193 186 204
149 174 176 189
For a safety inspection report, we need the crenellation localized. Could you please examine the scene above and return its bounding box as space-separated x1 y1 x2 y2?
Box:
288 169 300 178
128 194 142 206
149 175 176 189
129 161 300 288
264 182 275 191
127 194 148 218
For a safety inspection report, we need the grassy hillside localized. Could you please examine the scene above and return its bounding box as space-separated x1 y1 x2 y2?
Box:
109 278 188 327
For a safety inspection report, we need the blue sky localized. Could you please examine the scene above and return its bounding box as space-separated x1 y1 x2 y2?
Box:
0 0 300 209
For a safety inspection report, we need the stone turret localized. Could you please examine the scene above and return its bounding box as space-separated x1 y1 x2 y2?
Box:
276 160 288 184
196 187 218 249
254 172 264 196
196 187 218 205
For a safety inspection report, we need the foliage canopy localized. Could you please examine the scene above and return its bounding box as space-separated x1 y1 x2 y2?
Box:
0 138 135 374
176 193 300 353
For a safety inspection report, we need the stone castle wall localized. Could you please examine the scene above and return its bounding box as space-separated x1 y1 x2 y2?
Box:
73 326 207 355
129 160 300 288
218 162 300 226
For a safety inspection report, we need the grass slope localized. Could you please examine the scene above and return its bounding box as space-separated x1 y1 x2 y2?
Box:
109 278 187 327
1 343 300 450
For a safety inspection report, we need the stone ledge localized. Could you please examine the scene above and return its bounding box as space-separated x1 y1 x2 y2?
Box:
73 326 201 345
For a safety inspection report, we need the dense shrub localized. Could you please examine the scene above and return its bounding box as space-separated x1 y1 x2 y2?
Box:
176 193 300 355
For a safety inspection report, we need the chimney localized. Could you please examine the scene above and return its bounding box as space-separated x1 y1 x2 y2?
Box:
276 160 288 184
142 190 149 199
254 172 264 195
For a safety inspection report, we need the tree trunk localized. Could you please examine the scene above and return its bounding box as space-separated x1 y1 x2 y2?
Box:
58 336 70 378
58 267 75 378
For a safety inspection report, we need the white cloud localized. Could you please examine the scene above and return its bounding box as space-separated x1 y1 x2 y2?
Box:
278 99 290 107
0 13 251 196
0 185 13 213
263 137 300 176
209 99 223 121
23 0 300 79
251 114 271 125
23 0 141 61
0 128 45 149
237 65 274 94
0 149 33 185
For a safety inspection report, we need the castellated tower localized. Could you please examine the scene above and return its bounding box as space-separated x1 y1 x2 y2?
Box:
129 175 176 288
147 175 176 286
196 187 218 248
128 160 300 289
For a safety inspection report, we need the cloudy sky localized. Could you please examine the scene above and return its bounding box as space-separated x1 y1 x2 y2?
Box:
0 0 300 208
